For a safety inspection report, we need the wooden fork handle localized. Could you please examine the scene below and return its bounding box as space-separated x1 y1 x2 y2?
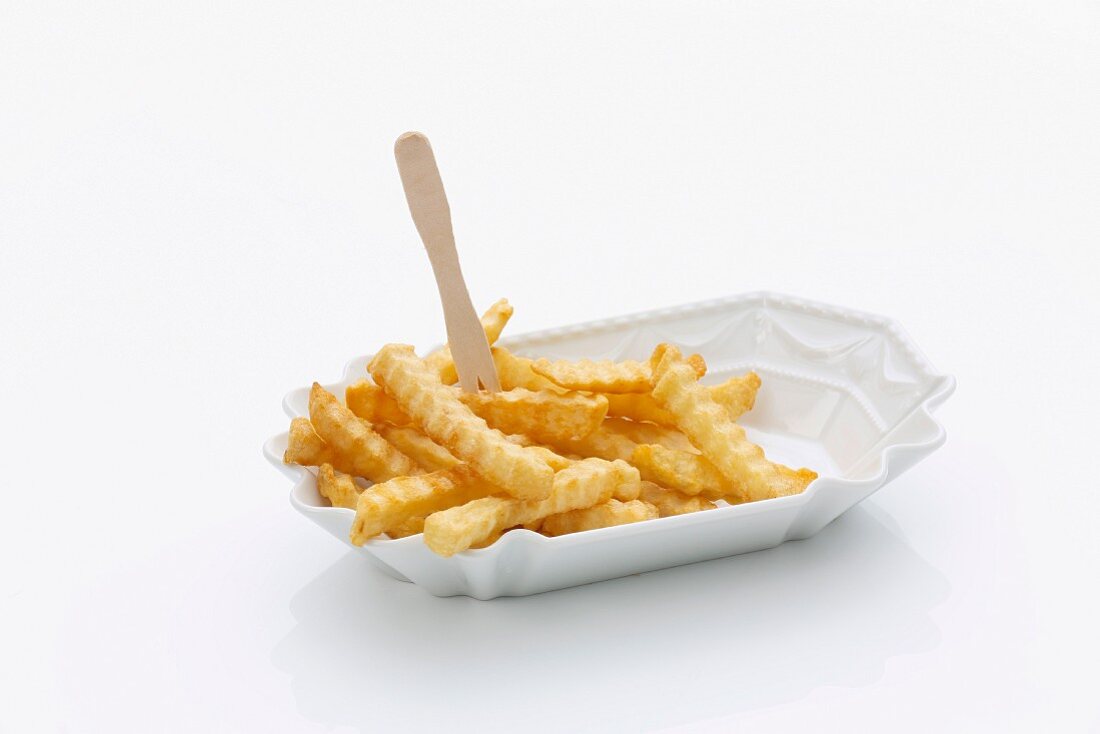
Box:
394 132 499 392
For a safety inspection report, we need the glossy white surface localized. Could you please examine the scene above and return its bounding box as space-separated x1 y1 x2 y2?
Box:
3 1 1099 730
266 293 954 598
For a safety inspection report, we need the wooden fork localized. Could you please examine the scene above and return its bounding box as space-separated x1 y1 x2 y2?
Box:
394 131 500 392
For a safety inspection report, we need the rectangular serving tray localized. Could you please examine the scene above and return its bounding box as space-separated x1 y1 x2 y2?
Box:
263 292 954 599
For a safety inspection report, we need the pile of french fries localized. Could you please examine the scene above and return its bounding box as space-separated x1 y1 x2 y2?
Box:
284 299 817 556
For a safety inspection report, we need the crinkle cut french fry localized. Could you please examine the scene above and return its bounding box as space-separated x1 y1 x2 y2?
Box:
460 388 608 443
422 496 511 557
602 392 678 426
530 357 651 393
601 417 697 453
346 381 413 426
651 345 817 501
631 444 730 500
284 417 336 467
638 481 717 517
368 345 555 501
540 499 658 536
531 353 706 393
710 372 761 419
375 424 461 472
425 299 514 385
490 348 564 392
316 463 361 510
309 383 420 482
350 465 498 545
285 417 395 483
349 378 605 443
423 458 639 556
602 372 760 426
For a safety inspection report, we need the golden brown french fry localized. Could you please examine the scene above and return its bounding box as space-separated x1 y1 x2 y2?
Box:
460 388 608 443
422 496 511 557
602 392 678 426
349 378 606 443
423 458 640 556
710 372 761 419
630 444 730 500
350 465 499 545
308 384 420 482
530 358 651 393
425 299 514 384
601 416 697 453
316 463 361 510
375 424 461 472
346 381 413 426
284 417 336 467
540 499 658 536
601 372 761 426
285 417 408 484
531 353 706 393
638 481 717 516
490 347 564 392
651 345 816 501
368 345 555 501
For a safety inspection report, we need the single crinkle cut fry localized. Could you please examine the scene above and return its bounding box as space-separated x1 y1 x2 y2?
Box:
540 499 658 536
602 416 697 453
368 345 555 501
375 424 461 472
602 392 678 426
423 458 639 556
459 388 608 443
530 358 649 393
285 417 402 484
600 373 761 426
350 378 606 443
350 465 499 545
638 481 718 517
650 344 817 502
316 463 362 510
284 417 336 467
490 348 565 392
710 372 762 419
422 496 513 557
425 299 514 385
346 381 413 426
308 383 420 482
531 352 706 393
631 443 730 500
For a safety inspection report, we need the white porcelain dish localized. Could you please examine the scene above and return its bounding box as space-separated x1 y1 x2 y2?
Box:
263 292 954 599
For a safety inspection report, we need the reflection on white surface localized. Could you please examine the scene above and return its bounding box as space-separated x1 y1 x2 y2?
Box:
272 504 949 732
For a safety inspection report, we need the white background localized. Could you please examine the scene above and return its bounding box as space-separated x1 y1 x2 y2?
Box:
2 1 1098 731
